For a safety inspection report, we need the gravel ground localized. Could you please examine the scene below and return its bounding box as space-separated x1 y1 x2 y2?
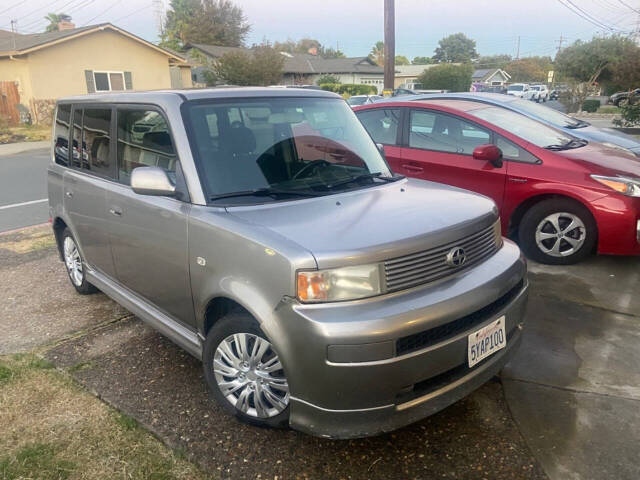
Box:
45 317 546 480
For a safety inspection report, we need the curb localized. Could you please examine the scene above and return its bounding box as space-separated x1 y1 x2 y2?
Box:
0 141 49 156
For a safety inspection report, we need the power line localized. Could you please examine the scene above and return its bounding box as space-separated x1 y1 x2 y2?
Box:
618 0 640 14
556 0 630 33
112 3 153 25
0 1 27 16
82 0 125 26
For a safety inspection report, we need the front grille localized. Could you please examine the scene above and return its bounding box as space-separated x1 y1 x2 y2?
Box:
384 223 499 293
396 279 524 357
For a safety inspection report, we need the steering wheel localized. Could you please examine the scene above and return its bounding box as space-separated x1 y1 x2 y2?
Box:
292 159 332 180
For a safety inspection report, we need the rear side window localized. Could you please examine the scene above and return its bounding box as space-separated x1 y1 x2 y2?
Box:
117 109 177 185
357 108 400 145
54 104 71 166
82 108 112 177
409 110 490 154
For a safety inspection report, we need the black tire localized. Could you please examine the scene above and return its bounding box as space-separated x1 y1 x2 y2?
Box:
518 199 597 265
203 312 290 429
61 228 98 294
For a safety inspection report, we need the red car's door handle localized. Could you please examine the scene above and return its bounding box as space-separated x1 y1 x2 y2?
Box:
402 164 423 173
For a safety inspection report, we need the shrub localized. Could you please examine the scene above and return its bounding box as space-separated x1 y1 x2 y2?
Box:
417 63 474 92
316 74 341 85
613 102 640 127
319 83 377 95
581 99 600 112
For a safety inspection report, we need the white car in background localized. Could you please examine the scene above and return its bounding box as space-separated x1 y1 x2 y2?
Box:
506 83 536 101
346 95 383 107
529 85 549 102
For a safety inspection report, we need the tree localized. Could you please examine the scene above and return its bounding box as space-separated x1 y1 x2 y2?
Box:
475 54 512 69
609 42 640 92
209 44 284 86
160 0 250 50
504 56 553 83
369 41 384 66
44 13 71 32
395 55 410 65
316 74 341 85
412 56 432 65
417 63 474 92
555 35 632 111
272 38 345 58
433 33 478 63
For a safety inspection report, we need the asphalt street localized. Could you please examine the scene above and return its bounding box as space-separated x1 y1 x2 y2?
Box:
0 146 50 233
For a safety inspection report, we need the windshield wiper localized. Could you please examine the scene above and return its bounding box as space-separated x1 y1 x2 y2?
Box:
566 119 590 129
320 172 404 190
210 187 323 201
545 138 588 151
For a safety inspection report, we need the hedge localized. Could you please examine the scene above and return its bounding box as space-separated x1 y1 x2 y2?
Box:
319 83 378 96
581 99 600 113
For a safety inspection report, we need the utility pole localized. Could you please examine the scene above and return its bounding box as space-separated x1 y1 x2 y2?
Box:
515 36 520 60
10 20 17 50
383 0 395 95
556 34 565 57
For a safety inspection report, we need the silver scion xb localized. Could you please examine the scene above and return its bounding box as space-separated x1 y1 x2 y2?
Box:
48 88 528 439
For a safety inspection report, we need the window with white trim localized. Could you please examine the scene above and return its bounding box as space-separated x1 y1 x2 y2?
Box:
94 71 125 92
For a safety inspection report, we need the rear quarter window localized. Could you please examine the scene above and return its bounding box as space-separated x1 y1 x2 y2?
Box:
54 104 71 166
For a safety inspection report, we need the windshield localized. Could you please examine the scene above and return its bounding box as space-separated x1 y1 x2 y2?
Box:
530 86 540 91
184 97 393 203
471 106 576 148
347 96 367 106
507 98 586 128
508 85 523 91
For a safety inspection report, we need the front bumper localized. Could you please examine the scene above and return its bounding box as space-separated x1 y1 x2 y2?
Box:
270 240 528 438
591 193 640 255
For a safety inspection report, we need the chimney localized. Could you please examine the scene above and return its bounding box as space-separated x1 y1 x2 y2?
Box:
307 47 318 56
58 20 75 31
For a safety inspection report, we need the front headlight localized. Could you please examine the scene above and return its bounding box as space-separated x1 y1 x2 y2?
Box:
601 142 635 156
591 175 640 197
297 264 382 303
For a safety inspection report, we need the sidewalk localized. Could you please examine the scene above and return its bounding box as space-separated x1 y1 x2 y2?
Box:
0 141 49 156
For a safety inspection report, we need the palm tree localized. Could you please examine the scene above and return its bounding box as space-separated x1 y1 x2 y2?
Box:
370 41 384 66
44 13 72 33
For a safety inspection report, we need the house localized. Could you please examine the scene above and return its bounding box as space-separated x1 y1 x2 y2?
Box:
394 64 435 88
0 23 191 124
187 44 385 92
471 68 511 87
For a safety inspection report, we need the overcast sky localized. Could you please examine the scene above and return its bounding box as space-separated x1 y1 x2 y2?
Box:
1 0 638 59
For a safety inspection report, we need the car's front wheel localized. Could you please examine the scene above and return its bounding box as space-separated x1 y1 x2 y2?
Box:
61 228 98 294
518 199 597 265
203 312 290 428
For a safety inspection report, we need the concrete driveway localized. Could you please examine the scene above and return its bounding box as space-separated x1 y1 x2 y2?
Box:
0 142 50 233
2 224 639 479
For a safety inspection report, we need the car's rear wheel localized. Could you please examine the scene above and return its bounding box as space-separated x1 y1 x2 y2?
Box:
61 228 98 294
518 199 597 265
203 312 290 429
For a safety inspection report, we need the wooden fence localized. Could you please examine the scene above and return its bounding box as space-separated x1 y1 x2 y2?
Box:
0 81 20 125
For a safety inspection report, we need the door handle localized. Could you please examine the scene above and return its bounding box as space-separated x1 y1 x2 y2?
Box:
402 164 423 173
65 191 73 198
109 208 122 217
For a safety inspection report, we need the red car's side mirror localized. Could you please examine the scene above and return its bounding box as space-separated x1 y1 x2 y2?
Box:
473 144 504 168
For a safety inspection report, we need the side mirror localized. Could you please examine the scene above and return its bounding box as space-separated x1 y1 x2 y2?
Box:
473 144 503 168
131 166 176 196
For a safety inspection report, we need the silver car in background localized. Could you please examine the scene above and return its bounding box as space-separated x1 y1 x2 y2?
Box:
48 88 528 438
390 92 640 156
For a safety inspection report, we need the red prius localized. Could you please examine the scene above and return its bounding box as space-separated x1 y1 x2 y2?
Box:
355 99 640 264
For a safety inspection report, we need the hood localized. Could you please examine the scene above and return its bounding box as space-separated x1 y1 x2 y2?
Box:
559 142 640 178
574 125 640 154
227 179 498 269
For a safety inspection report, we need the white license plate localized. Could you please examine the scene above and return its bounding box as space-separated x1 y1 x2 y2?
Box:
468 316 506 368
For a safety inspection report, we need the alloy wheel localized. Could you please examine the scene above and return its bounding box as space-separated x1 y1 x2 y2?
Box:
535 212 586 257
63 236 84 286
213 333 289 418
